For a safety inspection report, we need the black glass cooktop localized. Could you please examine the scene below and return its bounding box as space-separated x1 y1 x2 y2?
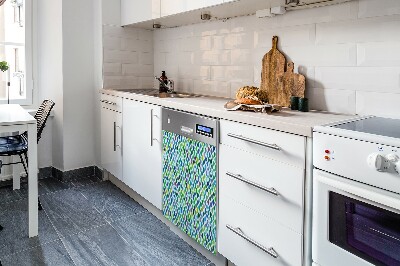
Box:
333 117 400 139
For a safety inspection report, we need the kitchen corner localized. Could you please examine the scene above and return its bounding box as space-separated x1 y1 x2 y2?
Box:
2 0 400 266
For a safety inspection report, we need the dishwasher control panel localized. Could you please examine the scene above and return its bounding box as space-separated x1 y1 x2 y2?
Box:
196 124 213 138
162 108 218 146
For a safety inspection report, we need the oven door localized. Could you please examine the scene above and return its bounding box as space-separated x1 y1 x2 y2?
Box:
313 169 400 266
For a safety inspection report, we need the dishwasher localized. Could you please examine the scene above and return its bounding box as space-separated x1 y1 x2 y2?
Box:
162 108 218 254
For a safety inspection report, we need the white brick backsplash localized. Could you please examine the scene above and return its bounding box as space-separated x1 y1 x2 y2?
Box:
122 64 154 76
179 66 210 80
140 52 154 65
104 50 138 64
315 67 400 93
316 16 400 45
154 52 166 66
254 24 316 48
137 29 153 41
180 36 212 51
100 1 400 118
103 23 154 90
306 88 356 114
193 80 230 97
192 21 230 37
283 44 357 67
103 63 122 76
121 76 139 87
194 50 231 65
211 66 253 81
224 33 253 50
357 42 400 67
122 39 153 52
138 77 155 88
178 52 194 65
176 79 194 93
103 36 121 50
231 49 253 66
103 25 138 39
358 0 400 18
356 91 400 118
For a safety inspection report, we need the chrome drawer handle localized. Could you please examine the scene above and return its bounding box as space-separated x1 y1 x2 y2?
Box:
226 172 279 196
227 133 281 151
226 224 278 259
101 100 117 106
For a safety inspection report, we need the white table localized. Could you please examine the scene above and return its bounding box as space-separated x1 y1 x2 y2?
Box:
0 104 38 237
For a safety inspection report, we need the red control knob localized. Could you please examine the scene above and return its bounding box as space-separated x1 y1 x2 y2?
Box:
325 150 330 154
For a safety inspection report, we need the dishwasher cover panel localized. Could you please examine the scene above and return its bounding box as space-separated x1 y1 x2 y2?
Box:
162 130 217 254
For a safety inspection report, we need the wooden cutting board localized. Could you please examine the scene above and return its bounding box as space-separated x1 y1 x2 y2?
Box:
279 62 306 107
260 36 286 105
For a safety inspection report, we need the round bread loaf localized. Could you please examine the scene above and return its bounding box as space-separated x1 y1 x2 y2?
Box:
235 86 258 100
235 86 269 104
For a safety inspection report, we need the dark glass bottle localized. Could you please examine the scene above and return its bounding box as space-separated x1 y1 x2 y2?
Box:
159 71 168 93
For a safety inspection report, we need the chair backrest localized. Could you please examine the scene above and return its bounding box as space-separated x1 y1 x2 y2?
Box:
35 100 55 143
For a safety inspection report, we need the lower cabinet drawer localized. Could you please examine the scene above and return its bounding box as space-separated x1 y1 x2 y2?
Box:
101 93 122 112
220 144 304 233
218 194 303 266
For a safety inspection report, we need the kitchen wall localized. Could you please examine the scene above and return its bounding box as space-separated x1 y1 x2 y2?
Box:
153 0 400 118
102 16 154 89
37 0 97 172
37 0 63 169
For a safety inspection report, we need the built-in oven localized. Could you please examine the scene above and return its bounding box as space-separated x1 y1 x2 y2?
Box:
313 169 400 266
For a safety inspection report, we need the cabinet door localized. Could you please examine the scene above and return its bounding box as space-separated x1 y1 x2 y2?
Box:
186 0 223 11
101 107 123 180
123 100 162 209
121 0 161 26
160 0 186 17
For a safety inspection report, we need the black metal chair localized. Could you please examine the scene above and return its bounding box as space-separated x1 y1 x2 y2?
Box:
0 100 55 211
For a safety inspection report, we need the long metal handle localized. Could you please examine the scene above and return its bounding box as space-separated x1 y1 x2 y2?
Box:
226 172 279 196
227 133 281 151
113 122 116 151
101 100 117 106
115 125 121 148
226 225 278 258
150 109 153 146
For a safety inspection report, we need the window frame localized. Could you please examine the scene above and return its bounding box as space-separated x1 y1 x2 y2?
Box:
0 0 33 105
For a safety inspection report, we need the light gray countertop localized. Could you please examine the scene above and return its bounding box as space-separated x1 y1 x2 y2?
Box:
101 89 357 137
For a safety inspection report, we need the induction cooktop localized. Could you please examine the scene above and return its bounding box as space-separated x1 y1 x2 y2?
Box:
333 117 400 139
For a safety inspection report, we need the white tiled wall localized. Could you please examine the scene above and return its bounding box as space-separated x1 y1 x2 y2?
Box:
153 0 400 117
103 25 154 89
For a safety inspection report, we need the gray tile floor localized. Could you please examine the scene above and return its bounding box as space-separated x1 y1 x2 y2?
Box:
0 177 213 266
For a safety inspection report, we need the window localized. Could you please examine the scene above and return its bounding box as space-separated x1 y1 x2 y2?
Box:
0 0 32 105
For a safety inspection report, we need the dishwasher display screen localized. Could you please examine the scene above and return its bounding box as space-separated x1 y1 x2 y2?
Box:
196 124 213 137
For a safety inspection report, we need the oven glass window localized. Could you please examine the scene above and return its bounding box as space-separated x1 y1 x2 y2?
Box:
329 192 400 266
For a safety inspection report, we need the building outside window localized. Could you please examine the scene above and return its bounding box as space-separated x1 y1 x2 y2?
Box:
0 0 32 105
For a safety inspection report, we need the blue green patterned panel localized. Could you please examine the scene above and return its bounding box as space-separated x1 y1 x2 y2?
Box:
162 130 217 254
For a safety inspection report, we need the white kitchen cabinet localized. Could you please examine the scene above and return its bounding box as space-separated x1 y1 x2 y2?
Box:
161 0 222 17
186 0 223 12
121 0 161 26
123 99 162 209
218 120 306 266
160 0 186 17
101 106 123 181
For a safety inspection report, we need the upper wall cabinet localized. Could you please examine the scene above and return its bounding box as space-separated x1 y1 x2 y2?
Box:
122 0 352 29
161 0 223 17
121 0 161 26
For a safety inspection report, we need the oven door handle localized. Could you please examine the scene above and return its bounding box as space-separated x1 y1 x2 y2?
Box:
316 170 400 211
